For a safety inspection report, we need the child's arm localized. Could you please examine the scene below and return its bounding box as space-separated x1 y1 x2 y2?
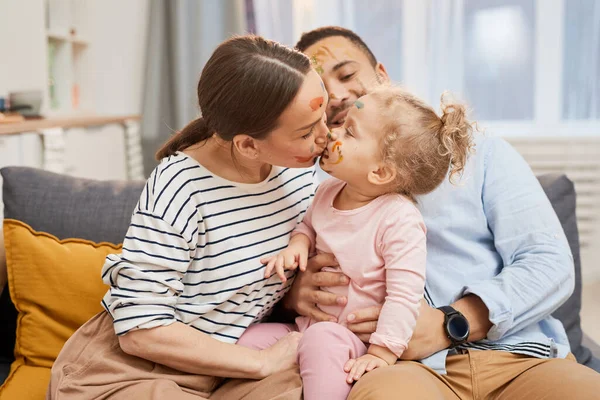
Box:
262 233 312 282
261 194 318 282
346 202 428 382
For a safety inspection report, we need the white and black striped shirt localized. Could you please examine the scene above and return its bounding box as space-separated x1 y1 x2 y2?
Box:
101 152 315 342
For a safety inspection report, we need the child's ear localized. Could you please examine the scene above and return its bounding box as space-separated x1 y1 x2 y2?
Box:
367 163 396 186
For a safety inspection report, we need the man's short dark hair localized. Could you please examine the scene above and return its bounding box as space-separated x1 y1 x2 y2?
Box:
295 26 377 67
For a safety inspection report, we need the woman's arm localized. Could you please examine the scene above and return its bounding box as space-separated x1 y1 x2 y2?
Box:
119 321 300 379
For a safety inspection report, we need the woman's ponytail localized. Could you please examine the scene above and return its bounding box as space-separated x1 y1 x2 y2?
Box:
155 117 212 160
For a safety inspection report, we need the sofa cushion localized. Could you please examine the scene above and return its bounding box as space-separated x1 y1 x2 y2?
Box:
0 219 121 398
539 174 597 369
0 363 50 400
0 166 145 383
1 167 144 244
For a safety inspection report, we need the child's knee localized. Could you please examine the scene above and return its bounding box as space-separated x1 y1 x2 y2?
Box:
299 321 350 348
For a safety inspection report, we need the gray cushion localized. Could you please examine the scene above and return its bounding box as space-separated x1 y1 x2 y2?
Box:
1 167 145 243
539 174 599 371
0 166 145 377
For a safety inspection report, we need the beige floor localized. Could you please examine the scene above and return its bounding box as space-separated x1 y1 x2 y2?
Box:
582 282 600 344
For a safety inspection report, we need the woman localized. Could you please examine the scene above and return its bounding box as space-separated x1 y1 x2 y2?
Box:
47 35 329 400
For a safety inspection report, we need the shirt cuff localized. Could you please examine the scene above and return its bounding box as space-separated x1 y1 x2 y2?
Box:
369 332 407 359
462 282 513 341
108 303 177 336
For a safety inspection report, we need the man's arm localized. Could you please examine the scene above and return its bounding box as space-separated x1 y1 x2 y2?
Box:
461 137 574 341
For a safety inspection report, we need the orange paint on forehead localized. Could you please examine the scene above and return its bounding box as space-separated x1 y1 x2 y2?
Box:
309 96 324 111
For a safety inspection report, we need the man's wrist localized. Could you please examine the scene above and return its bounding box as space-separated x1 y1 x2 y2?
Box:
451 294 492 342
433 308 453 350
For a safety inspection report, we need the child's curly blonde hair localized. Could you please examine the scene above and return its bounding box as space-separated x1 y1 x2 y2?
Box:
370 86 475 198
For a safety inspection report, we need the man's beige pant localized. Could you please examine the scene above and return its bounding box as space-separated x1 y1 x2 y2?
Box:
349 347 600 399
46 312 302 400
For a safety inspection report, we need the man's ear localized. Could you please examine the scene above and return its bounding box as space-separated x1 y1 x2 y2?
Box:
367 162 396 186
375 62 390 84
232 135 259 159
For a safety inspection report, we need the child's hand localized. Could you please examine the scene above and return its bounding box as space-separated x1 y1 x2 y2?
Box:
261 244 308 283
343 354 389 383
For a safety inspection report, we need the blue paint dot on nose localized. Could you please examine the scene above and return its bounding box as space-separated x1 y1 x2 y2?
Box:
354 100 364 109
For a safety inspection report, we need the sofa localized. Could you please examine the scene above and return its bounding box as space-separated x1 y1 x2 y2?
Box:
0 166 599 399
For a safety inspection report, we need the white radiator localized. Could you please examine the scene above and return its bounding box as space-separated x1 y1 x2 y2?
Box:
505 137 600 284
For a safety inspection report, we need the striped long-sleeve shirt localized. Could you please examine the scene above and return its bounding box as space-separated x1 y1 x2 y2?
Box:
101 152 315 342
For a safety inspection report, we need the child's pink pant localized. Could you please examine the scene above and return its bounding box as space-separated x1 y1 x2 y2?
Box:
237 321 367 400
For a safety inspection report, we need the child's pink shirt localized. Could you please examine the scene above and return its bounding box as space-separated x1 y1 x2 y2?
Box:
294 178 427 357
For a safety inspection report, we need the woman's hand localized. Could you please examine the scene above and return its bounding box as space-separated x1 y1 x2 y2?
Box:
282 253 349 322
258 332 303 378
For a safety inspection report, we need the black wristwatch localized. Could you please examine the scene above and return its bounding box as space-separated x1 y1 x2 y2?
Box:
437 306 470 348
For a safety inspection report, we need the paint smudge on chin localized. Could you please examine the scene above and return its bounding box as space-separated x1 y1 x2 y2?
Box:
310 144 314 153
309 96 324 111
354 100 364 109
320 81 325 91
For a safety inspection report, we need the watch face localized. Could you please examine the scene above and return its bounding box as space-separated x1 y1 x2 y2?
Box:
448 314 470 341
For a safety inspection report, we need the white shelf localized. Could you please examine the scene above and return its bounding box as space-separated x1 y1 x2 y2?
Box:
45 0 92 115
47 30 89 45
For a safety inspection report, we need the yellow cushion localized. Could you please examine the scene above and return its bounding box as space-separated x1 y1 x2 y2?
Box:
0 359 50 400
0 219 121 399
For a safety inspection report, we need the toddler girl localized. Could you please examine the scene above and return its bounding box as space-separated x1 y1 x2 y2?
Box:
239 86 475 399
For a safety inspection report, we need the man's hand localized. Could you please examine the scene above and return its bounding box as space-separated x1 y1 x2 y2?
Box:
345 300 449 359
346 297 492 361
281 253 349 322
400 300 449 360
345 306 382 342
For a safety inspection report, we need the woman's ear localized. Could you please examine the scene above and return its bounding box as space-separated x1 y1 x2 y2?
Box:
232 135 260 159
367 162 396 186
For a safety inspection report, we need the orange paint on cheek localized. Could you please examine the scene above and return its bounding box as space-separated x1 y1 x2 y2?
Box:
309 96 324 111
331 141 343 164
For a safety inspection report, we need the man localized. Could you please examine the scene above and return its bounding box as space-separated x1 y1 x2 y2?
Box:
283 26 600 398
